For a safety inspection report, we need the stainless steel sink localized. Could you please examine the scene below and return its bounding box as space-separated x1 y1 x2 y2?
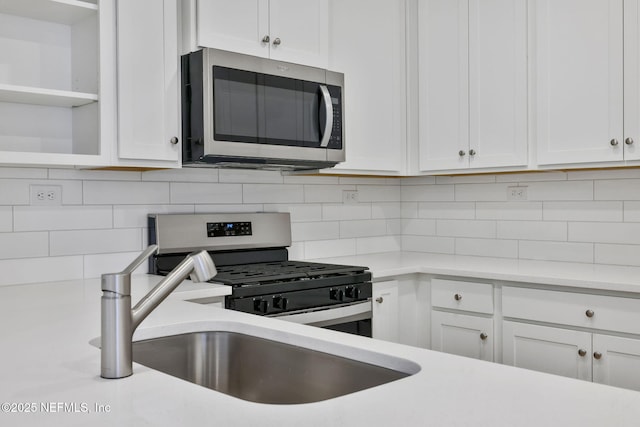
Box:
132 331 415 404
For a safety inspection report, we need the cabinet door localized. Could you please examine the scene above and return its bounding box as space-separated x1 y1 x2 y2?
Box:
533 0 624 165
468 0 527 168
326 0 406 174
624 0 640 161
196 0 270 58
593 334 640 391
503 321 592 381
418 0 469 171
116 0 180 163
372 281 399 343
268 0 328 68
431 311 493 362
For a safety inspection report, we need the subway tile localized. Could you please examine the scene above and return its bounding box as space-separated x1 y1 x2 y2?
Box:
304 184 354 203
0 207 11 232
84 251 150 278
625 201 640 222
595 179 640 200
0 180 30 205
195 204 263 214
143 168 218 183
0 256 83 286
322 204 371 221
401 185 455 202
437 219 496 238
372 202 402 219
454 183 509 201
356 236 401 255
519 241 594 263
219 169 283 184
44 180 83 205
476 202 542 220
401 202 418 219
400 176 436 185
171 182 242 204
243 184 304 204
15 206 113 231
49 169 141 181
0 167 47 179
595 244 640 266
526 180 593 201
304 238 357 259
497 221 567 241
543 201 623 222
419 202 475 220
50 229 142 256
340 219 388 238
283 174 340 185
387 219 402 235
455 238 518 258
0 232 48 259
356 185 401 202
263 204 322 222
495 171 567 183
401 235 455 254
114 205 194 228
291 221 340 241
402 219 437 236
84 181 170 205
569 222 640 244
436 175 496 184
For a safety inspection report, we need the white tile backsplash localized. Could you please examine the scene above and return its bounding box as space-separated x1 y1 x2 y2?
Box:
1 167 640 286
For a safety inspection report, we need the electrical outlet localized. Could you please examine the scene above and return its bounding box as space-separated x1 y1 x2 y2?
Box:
342 190 359 204
30 185 62 206
507 186 527 201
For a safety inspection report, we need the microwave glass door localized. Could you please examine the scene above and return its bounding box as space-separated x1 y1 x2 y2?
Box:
212 66 341 149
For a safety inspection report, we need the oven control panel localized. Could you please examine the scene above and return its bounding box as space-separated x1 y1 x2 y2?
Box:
207 221 252 237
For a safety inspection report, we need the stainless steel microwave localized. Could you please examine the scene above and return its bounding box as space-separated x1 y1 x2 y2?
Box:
181 48 345 171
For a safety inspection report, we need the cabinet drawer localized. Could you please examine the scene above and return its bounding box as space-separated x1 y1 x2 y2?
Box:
503 286 640 335
431 279 493 314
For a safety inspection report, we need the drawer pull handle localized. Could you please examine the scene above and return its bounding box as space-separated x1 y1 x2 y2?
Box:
454 293 463 301
375 297 384 304
480 333 488 341
585 309 595 318
594 352 602 360
578 349 587 357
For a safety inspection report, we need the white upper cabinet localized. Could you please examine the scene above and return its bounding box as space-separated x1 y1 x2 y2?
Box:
193 0 328 68
0 0 114 167
416 0 527 173
533 0 626 166
114 0 180 166
324 0 406 175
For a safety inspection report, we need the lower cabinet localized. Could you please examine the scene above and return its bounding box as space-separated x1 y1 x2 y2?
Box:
431 311 493 362
592 334 640 391
372 280 399 343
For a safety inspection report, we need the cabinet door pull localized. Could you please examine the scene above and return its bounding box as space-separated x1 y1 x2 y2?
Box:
480 333 488 341
585 309 595 318
469 149 476 156
626 137 634 145
262 35 270 43
170 136 179 145
273 37 282 46
458 150 466 157
593 352 602 360
610 139 619 146
375 297 383 304
578 349 587 357
454 293 462 301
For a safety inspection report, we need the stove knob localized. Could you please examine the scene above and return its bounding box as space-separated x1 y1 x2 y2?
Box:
253 298 269 314
329 289 344 301
281 297 288 310
345 286 360 299
272 296 288 310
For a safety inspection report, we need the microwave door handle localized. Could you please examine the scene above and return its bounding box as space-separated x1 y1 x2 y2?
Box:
319 85 333 148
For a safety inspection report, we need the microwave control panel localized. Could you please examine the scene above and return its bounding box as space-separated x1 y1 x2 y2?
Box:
328 85 343 149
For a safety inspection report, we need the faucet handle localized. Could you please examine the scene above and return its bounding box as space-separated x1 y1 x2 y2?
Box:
101 245 158 294
121 245 158 275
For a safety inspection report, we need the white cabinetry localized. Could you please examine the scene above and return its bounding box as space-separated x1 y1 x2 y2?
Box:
502 285 640 391
322 0 406 175
415 0 527 173
114 0 180 167
0 0 114 166
430 278 494 362
533 0 640 165
192 0 328 68
372 281 399 343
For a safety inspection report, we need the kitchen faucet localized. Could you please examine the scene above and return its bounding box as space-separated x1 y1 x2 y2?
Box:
100 244 217 379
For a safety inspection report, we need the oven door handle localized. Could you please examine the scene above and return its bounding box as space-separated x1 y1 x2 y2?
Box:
273 301 372 328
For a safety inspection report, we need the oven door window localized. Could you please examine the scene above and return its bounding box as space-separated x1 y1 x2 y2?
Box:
212 66 338 148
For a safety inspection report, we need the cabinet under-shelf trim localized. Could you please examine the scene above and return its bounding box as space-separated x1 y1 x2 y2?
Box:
0 84 97 108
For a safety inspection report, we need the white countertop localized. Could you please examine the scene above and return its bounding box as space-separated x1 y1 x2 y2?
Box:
3 257 640 426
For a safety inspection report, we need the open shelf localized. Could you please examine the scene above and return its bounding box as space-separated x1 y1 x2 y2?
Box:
0 0 96 25
0 84 97 107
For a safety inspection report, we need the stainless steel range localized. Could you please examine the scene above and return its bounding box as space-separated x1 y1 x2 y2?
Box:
148 213 373 337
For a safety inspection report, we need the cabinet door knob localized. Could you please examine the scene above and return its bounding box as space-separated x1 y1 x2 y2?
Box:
454 293 462 301
469 149 476 156
610 139 619 146
578 349 587 357
593 351 602 360
458 150 466 157
480 332 488 341
262 35 270 43
585 309 595 318
273 37 281 46
170 136 179 145
375 297 383 304
626 137 635 145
